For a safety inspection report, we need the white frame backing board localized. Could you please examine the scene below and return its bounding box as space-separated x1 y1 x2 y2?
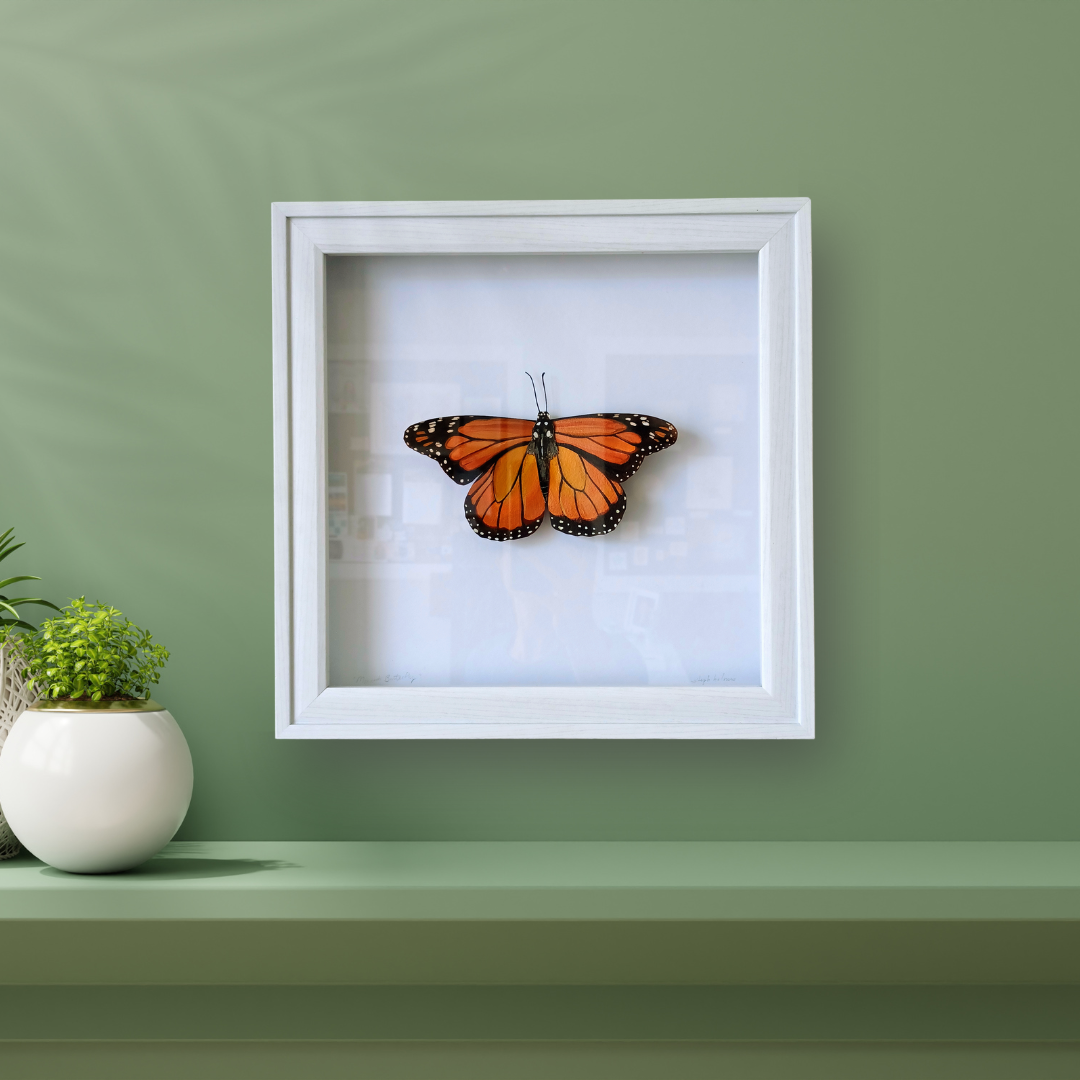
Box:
272 199 813 739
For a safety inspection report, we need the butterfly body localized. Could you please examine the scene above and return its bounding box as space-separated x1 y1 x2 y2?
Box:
405 408 676 542
526 411 559 485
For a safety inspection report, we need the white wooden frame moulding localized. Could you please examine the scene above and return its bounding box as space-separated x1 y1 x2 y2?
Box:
272 198 813 739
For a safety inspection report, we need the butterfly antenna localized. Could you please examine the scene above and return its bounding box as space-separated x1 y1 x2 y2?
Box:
541 372 549 413
526 371 542 415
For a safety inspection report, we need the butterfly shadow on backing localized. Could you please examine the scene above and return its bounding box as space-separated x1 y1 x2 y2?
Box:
403 373 678 542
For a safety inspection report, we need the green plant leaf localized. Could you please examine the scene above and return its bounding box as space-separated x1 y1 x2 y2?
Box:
0 536 25 564
0 575 42 589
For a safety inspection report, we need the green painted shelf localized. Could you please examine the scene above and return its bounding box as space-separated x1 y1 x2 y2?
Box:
2 841 1080 985
3 840 1080 920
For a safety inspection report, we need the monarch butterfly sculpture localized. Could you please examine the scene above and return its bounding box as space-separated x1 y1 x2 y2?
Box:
404 374 677 541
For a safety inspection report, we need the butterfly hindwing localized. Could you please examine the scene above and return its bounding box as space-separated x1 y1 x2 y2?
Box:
546 446 628 537
553 413 677 483
405 416 534 485
464 443 548 541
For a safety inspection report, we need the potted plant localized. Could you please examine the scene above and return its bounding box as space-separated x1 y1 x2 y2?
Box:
0 597 193 873
0 527 60 860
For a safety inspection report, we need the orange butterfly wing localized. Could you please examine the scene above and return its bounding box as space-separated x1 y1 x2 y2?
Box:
464 443 548 542
405 415 534 485
546 445 627 536
547 413 677 537
552 414 677 481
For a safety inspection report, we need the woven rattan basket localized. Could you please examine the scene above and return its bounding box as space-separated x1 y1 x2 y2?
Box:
0 639 37 859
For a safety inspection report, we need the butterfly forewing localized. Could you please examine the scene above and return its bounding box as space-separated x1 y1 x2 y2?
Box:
404 416 534 485
553 414 678 483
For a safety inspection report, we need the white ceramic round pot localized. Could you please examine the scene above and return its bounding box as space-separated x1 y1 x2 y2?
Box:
0 699 193 874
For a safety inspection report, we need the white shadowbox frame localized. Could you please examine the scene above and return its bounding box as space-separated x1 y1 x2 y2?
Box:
272 199 813 739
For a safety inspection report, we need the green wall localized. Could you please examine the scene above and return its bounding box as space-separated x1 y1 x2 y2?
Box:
0 0 1076 841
